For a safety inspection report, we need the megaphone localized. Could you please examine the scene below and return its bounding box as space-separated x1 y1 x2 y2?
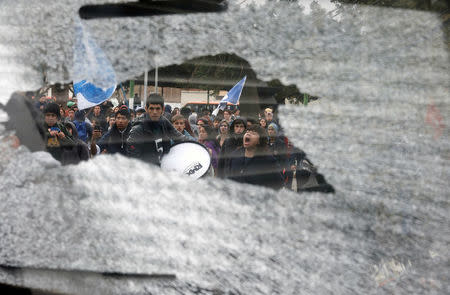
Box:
160 141 211 179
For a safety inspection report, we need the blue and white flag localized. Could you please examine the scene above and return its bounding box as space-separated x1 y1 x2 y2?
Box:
73 19 116 110
212 76 246 117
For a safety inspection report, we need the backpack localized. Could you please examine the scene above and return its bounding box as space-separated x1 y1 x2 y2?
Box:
74 120 88 143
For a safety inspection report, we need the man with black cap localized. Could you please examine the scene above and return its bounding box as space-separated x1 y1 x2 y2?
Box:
126 93 185 165
42 102 75 162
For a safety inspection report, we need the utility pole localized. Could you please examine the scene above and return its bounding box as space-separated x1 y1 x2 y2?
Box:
129 80 135 109
143 69 148 107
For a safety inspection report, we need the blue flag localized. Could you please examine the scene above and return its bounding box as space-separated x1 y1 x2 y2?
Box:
212 76 246 116
73 19 116 110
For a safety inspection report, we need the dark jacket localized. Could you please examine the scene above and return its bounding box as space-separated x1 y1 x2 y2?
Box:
268 136 288 169
62 121 90 165
216 119 246 178
88 113 108 131
217 136 241 178
227 147 284 190
43 121 76 163
126 114 185 165
98 123 131 155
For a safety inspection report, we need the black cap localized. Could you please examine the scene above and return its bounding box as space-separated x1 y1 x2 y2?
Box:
116 108 131 120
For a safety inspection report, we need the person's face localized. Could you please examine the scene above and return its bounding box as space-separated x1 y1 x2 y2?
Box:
114 107 119 113
219 123 229 134
94 106 101 115
68 110 75 120
173 119 185 133
234 122 245 134
224 111 231 120
213 120 220 129
260 119 266 127
93 128 102 138
197 120 205 128
265 111 273 121
115 114 129 130
146 104 163 121
109 116 116 126
198 126 208 141
44 113 58 126
267 126 276 137
243 130 260 149
235 110 240 116
60 108 65 117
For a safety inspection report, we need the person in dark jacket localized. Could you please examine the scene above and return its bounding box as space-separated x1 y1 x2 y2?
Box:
42 102 76 163
98 108 132 156
267 122 288 170
217 117 246 178
126 94 186 166
162 104 172 121
226 125 283 190
63 121 90 164
88 105 108 131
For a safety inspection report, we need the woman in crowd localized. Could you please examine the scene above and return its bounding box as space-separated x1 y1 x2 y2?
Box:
259 118 267 129
59 105 66 120
171 107 180 117
197 118 208 128
183 118 196 138
216 119 230 148
198 125 220 176
267 123 288 168
213 117 221 132
226 125 283 189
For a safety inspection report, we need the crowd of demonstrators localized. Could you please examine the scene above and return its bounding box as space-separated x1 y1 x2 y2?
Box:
11 92 333 192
